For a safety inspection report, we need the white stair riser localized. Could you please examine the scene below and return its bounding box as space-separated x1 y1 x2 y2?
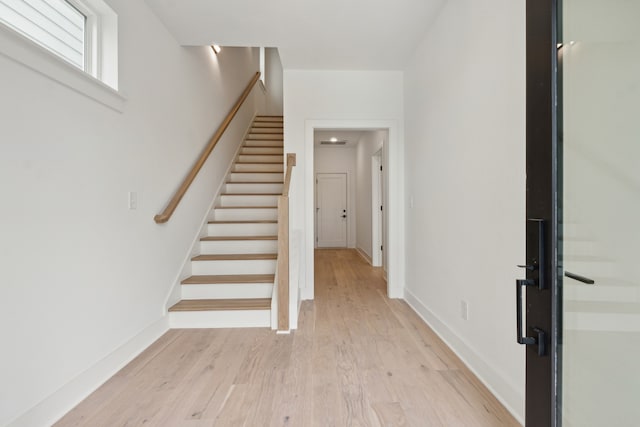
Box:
228 172 283 182
200 240 278 254
238 154 283 163
225 183 283 194
169 310 271 328
219 194 279 207
191 259 276 275
211 207 277 221
207 222 277 236
234 163 283 172
243 140 284 147
182 283 273 300
249 122 282 128
250 128 283 134
241 147 283 155
247 134 283 140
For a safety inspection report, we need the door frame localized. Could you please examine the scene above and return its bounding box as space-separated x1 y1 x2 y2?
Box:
303 120 403 300
371 150 383 267
315 172 348 248
525 0 561 425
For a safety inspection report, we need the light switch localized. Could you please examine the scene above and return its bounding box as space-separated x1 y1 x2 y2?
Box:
128 192 137 210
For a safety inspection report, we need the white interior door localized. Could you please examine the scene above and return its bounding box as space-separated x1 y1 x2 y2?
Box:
316 173 347 247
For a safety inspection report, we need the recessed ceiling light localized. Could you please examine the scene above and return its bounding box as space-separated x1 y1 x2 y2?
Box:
330 137 338 142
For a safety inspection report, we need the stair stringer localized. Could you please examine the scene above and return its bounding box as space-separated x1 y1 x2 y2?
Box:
163 114 258 312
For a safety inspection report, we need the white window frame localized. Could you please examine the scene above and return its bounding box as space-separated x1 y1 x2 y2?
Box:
0 0 123 111
66 0 97 76
259 46 266 88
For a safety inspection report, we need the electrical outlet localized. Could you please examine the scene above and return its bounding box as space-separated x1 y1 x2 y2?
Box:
128 191 137 210
460 300 469 321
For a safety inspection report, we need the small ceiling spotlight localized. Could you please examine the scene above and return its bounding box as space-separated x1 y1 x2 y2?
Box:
330 137 338 142
211 44 222 54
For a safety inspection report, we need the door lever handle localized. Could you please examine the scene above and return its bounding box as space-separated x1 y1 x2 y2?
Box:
517 264 536 271
564 271 595 285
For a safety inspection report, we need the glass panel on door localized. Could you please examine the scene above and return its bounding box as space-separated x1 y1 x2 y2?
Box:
560 0 640 425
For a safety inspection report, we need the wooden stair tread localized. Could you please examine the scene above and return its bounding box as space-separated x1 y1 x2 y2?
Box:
214 205 277 209
192 253 277 261
240 153 284 158
233 170 284 173
169 298 272 312
201 235 277 241
220 193 281 196
235 161 284 164
229 171 283 174
208 220 277 224
226 181 284 184
241 146 283 149
181 274 275 284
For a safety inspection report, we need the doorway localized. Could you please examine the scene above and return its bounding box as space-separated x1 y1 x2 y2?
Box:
306 122 400 300
316 173 347 247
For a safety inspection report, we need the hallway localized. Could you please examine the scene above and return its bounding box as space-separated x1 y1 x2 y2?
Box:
56 249 519 426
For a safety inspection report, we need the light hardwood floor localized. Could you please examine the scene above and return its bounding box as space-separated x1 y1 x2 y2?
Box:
55 249 520 426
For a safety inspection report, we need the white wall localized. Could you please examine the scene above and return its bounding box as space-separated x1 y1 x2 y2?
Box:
355 131 385 260
314 146 357 248
403 0 526 421
264 47 283 116
283 70 405 307
0 1 262 425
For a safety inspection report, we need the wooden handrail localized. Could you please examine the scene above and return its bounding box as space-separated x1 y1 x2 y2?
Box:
154 71 261 224
277 153 296 331
282 153 296 197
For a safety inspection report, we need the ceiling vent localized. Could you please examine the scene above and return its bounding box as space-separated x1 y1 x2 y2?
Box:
320 140 347 145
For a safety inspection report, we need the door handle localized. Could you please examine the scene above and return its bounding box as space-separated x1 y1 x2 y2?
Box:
564 271 595 285
516 279 546 356
514 218 547 356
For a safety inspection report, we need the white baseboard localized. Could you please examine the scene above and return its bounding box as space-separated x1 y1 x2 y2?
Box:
404 289 524 425
356 247 373 265
8 317 169 427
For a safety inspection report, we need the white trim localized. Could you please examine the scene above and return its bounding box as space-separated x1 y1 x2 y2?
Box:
371 149 383 267
355 247 372 265
0 14 124 112
303 119 404 301
404 288 525 424
7 317 169 427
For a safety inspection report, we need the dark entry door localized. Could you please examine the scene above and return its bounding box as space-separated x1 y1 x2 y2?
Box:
524 1 558 426
525 1 640 426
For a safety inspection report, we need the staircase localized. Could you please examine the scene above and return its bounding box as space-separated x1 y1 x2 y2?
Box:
168 116 284 328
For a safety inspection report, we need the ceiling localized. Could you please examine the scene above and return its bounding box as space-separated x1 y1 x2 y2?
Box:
144 0 446 70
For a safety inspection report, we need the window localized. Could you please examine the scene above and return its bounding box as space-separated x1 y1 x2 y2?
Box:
0 0 88 70
0 0 120 108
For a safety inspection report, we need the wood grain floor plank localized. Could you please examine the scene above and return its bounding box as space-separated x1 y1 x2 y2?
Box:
55 249 520 427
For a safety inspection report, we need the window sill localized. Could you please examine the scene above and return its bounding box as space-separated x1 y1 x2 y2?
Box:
0 22 126 113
